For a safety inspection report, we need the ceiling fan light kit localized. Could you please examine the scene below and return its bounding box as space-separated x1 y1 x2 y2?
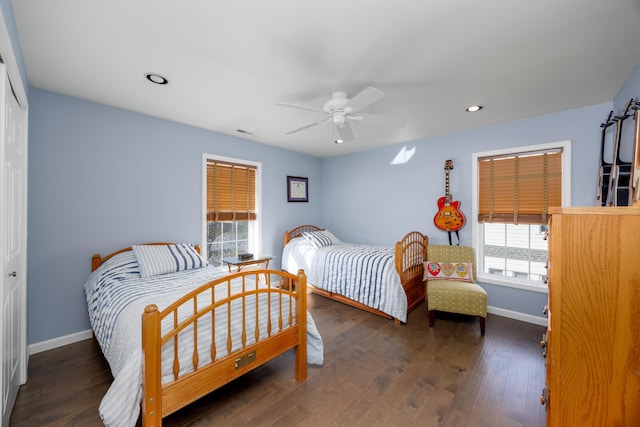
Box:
278 86 406 144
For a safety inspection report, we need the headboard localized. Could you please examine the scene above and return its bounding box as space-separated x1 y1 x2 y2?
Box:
283 225 324 246
91 242 201 271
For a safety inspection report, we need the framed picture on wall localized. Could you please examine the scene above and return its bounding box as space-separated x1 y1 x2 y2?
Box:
287 176 308 202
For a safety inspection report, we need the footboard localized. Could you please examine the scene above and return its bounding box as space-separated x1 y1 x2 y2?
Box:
395 231 428 313
141 269 307 427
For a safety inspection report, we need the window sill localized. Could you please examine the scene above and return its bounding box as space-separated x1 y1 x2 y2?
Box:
477 274 549 294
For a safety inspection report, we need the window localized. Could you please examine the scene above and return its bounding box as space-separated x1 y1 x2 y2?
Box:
472 141 571 291
203 155 261 267
483 223 549 282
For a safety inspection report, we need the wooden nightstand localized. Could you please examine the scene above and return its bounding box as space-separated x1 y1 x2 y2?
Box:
222 255 273 272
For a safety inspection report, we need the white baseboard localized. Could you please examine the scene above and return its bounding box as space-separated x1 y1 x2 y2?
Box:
28 329 93 355
487 305 547 327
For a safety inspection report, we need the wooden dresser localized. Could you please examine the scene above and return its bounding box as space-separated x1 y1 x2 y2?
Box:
543 207 640 426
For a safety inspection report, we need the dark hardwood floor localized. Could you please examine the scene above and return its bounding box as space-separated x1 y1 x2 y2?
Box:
10 293 547 426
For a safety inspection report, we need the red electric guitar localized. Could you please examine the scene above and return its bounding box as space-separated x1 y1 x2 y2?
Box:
433 160 465 231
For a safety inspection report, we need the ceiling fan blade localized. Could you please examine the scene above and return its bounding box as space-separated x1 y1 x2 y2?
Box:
336 123 355 143
276 103 325 114
285 118 331 135
344 86 385 114
351 113 407 128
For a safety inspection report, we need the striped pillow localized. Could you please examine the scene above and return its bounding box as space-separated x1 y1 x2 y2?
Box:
320 230 341 244
132 243 207 278
301 231 333 249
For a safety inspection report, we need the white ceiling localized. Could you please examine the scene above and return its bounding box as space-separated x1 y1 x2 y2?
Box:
11 0 640 158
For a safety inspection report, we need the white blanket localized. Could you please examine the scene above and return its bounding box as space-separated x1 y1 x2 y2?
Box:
282 238 407 322
84 251 323 427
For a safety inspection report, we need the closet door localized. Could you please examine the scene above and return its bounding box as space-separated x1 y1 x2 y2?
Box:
0 62 27 427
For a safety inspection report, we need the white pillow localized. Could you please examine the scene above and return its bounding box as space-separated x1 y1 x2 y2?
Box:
320 230 342 244
301 231 333 249
132 243 207 278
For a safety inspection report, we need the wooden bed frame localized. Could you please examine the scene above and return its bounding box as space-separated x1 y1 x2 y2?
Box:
91 243 308 427
283 225 428 324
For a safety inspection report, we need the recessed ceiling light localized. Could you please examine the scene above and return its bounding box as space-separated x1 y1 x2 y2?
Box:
466 105 483 112
335 139 343 144
145 73 168 85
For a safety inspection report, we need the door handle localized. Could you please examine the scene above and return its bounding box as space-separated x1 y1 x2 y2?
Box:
8 271 16 277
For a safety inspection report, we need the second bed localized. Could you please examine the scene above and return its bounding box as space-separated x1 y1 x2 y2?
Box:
281 225 428 323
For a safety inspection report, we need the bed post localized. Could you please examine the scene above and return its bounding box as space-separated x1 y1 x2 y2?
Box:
394 242 403 276
295 269 307 381
142 304 162 427
422 234 428 259
91 254 102 272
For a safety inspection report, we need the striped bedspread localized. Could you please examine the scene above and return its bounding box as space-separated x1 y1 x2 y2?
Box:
282 240 407 322
84 251 323 427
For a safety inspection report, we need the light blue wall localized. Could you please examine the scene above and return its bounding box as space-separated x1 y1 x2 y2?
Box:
27 88 322 344
614 59 640 111
323 103 611 243
4 0 640 344
322 102 612 317
613 60 640 164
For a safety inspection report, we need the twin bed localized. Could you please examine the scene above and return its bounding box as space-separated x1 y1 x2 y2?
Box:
86 228 427 426
281 225 428 324
86 243 323 427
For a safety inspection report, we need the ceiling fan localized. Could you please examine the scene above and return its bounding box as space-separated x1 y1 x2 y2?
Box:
277 86 407 143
